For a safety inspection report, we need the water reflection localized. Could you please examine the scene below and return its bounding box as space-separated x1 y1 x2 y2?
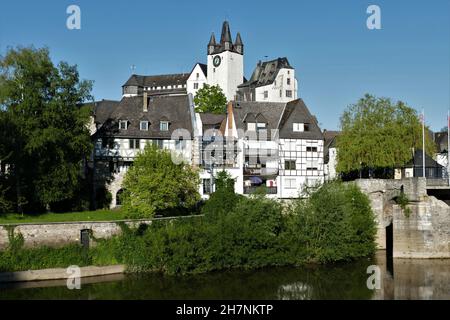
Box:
0 251 448 300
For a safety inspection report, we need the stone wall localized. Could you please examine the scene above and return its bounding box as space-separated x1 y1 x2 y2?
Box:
393 197 450 258
355 178 450 258
0 217 196 250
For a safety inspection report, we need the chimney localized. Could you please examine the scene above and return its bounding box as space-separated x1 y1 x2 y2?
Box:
143 92 148 112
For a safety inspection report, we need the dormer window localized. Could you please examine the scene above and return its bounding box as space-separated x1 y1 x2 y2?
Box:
247 123 256 131
119 120 128 130
160 121 169 131
293 123 310 132
140 121 149 131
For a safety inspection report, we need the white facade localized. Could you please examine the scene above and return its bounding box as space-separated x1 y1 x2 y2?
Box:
187 64 207 98
207 50 244 101
254 68 298 103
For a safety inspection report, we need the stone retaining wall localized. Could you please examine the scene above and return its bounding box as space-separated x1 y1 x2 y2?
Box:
0 216 198 250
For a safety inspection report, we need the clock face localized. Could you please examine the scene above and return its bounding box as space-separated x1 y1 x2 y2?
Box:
213 55 221 67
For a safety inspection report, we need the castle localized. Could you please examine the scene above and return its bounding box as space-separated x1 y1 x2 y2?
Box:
90 21 324 207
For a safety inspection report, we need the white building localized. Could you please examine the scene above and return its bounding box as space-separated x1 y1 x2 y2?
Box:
91 21 324 207
237 58 298 103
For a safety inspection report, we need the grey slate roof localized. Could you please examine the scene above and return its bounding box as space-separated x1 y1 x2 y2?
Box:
200 113 226 132
97 94 194 139
208 21 243 55
231 99 323 141
92 100 120 124
323 130 340 163
123 73 190 89
238 57 293 89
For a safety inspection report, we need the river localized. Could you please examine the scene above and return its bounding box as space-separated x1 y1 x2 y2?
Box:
0 251 449 300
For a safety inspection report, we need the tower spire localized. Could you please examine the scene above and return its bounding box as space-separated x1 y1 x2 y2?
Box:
220 21 232 50
208 32 217 54
234 32 244 54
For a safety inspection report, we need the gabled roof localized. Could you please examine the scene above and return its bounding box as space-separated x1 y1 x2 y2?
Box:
238 57 293 89
123 73 190 88
98 94 194 139
91 100 120 124
278 99 323 140
189 63 208 77
407 149 444 168
230 99 322 141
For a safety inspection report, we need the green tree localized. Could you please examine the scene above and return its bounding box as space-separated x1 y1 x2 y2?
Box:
336 94 436 176
121 144 200 219
193 84 227 114
0 46 93 213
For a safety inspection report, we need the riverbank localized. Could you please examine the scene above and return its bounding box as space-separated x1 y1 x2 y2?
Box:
0 265 125 283
1 251 449 300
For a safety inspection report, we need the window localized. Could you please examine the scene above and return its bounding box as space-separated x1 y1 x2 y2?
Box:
196 73 199 79
285 160 296 170
264 91 268 99
156 140 164 149
285 178 297 189
140 121 149 131
160 121 169 131
203 179 212 195
306 146 318 152
293 123 304 132
247 122 256 131
257 123 266 130
175 138 186 150
194 83 199 89
286 90 292 98
287 78 291 85
129 139 140 150
280 89 282 98
119 120 128 130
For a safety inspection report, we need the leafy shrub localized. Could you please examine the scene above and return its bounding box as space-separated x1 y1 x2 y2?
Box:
287 181 377 263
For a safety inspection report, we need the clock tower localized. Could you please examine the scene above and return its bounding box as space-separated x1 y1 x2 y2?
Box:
207 21 244 101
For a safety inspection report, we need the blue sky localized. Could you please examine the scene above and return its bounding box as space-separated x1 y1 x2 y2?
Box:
0 0 449 131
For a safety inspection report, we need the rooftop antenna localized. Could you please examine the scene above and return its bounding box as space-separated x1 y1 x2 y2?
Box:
130 64 136 74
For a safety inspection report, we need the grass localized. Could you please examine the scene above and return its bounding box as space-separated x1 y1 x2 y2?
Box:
0 209 127 225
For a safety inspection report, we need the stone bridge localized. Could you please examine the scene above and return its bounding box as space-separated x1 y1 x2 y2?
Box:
355 178 450 259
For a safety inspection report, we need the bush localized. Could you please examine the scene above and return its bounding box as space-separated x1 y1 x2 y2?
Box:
287 180 377 263
0 181 377 275
121 145 200 219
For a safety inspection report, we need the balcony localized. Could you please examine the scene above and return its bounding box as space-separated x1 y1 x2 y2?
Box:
244 186 278 195
243 167 279 176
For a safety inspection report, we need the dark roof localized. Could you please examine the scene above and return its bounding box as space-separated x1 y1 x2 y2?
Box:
92 100 120 124
200 113 226 125
324 130 340 149
200 113 226 133
278 99 324 140
98 94 194 139
323 130 340 163
407 149 443 168
232 101 286 136
208 21 243 55
123 73 190 88
238 57 293 89
231 99 323 140
220 21 232 44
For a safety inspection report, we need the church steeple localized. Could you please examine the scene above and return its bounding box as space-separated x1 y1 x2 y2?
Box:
208 33 216 55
